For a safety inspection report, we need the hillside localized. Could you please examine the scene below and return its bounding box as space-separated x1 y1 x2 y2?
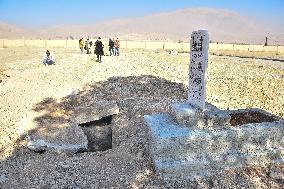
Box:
0 21 33 38
1 7 283 44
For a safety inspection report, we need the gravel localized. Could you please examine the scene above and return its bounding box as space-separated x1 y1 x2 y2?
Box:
0 47 283 188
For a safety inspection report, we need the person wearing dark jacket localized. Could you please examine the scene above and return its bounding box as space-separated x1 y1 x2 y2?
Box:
108 38 115 56
85 38 90 54
95 37 104 63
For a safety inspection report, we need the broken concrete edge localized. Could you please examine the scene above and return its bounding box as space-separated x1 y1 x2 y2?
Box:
171 102 220 119
171 102 228 126
156 157 284 182
171 102 283 128
145 112 278 146
17 117 89 152
144 113 193 138
72 105 119 125
17 101 119 153
145 113 284 147
26 137 88 153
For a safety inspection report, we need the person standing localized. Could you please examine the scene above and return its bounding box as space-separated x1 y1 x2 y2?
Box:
79 38 85 54
95 37 104 63
85 38 90 54
114 38 120 56
108 38 115 56
89 40 93 54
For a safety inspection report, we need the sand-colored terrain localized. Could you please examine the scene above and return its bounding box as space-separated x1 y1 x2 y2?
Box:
0 47 284 188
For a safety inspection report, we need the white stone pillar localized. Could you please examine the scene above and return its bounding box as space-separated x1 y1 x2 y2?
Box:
188 30 209 110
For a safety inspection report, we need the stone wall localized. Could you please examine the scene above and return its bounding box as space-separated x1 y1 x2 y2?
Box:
25 40 46 47
1 39 284 54
0 39 4 48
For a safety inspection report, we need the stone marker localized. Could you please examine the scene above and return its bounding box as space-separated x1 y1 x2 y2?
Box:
188 30 209 110
144 30 284 181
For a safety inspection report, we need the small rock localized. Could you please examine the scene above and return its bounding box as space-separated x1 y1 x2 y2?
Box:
137 151 143 159
0 173 7 184
270 168 284 179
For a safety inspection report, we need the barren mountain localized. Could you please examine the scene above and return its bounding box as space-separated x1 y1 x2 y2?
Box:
1 7 283 44
0 21 34 39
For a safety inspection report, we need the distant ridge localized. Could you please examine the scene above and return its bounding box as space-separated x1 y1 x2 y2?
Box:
0 21 33 38
1 7 283 45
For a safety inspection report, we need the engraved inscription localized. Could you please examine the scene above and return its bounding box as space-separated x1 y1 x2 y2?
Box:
188 30 209 110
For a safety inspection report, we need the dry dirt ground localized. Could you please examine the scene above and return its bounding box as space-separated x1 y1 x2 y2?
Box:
0 47 284 188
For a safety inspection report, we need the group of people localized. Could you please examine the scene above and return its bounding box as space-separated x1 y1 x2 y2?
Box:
79 37 93 54
108 38 120 56
78 37 120 63
42 37 121 66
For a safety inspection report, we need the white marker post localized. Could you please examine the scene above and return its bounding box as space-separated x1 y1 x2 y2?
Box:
188 30 209 110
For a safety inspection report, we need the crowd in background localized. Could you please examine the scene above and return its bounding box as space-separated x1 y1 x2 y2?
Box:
42 37 120 65
78 37 120 63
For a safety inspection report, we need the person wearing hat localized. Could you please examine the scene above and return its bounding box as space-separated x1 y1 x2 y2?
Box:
95 37 104 63
42 50 55 66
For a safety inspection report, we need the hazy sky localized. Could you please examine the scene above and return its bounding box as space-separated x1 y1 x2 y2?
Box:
0 0 283 27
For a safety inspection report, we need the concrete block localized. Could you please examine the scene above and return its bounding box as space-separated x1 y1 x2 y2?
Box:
71 100 119 124
144 103 284 179
18 100 119 153
171 102 229 128
18 112 88 153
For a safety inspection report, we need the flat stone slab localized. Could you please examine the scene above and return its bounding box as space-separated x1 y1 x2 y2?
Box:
144 105 284 179
18 100 119 153
171 102 230 128
71 100 119 124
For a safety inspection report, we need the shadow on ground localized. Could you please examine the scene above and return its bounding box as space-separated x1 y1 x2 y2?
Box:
1 75 283 188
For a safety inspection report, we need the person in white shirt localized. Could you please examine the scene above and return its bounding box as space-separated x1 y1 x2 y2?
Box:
43 50 55 66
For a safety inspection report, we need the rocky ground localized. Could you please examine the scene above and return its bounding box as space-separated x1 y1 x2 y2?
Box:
0 47 284 188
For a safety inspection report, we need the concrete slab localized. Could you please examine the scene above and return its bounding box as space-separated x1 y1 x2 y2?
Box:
71 100 119 124
171 102 230 128
18 100 119 153
144 103 284 179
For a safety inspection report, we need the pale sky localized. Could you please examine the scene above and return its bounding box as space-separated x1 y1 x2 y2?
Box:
0 0 283 27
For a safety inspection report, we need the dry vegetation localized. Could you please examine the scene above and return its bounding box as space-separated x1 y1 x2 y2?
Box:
211 49 284 60
0 47 284 188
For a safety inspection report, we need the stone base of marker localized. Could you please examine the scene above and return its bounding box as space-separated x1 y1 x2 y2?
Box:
171 102 230 129
18 100 119 153
144 102 284 179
